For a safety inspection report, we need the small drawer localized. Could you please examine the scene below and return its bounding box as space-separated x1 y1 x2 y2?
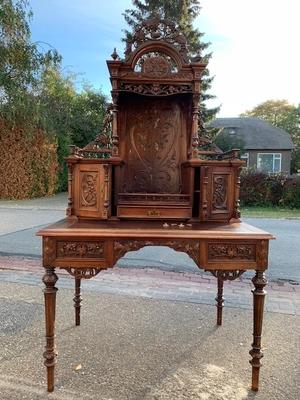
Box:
117 205 191 219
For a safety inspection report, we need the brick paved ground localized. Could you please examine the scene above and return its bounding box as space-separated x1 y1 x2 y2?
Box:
0 255 299 315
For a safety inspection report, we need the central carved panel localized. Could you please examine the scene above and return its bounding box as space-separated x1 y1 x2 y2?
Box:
123 99 183 193
212 175 228 210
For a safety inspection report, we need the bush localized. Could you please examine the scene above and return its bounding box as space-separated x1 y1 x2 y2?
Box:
0 120 58 199
240 169 285 206
282 175 300 208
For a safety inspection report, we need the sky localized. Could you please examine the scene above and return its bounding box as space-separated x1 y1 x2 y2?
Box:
29 0 300 117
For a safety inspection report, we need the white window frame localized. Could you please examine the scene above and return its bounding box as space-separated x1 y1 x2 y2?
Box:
257 153 282 173
241 152 249 167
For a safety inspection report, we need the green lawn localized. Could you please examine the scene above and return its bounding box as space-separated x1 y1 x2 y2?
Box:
241 206 300 219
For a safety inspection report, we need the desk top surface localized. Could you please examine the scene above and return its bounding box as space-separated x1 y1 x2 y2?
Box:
37 219 274 240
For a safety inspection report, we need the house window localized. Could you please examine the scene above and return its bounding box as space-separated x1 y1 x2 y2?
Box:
241 152 249 167
257 153 281 173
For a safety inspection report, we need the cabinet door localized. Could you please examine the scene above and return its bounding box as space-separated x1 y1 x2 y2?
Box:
200 166 234 221
74 164 110 218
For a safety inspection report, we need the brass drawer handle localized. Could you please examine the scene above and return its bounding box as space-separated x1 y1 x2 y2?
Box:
147 210 161 216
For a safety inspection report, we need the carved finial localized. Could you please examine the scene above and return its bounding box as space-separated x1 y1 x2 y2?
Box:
192 49 202 63
111 48 119 60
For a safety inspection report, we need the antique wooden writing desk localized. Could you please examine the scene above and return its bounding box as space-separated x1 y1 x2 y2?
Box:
37 17 274 393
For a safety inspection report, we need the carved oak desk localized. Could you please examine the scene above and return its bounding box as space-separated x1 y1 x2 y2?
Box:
37 218 273 393
37 15 274 394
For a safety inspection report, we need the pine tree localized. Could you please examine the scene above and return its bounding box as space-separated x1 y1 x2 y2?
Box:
123 0 219 124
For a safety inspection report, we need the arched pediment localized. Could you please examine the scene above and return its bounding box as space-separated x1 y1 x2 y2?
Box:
128 41 185 73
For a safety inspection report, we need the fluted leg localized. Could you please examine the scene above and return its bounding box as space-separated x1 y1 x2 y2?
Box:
43 266 58 392
216 277 224 326
249 270 267 391
74 277 82 326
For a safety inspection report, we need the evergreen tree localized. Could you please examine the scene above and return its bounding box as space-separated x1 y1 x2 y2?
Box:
123 0 219 124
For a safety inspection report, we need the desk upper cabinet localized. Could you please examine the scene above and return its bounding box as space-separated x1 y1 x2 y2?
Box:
65 17 244 223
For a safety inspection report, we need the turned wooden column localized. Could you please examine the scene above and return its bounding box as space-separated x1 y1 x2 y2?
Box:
74 277 82 326
249 270 267 391
216 277 224 326
191 94 200 158
42 266 58 393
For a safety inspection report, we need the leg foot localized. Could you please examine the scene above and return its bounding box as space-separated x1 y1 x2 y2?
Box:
43 266 58 392
74 277 82 326
249 270 267 391
216 277 224 326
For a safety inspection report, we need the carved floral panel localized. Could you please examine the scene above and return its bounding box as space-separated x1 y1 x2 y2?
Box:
56 241 105 258
120 82 192 96
208 243 256 261
80 172 98 207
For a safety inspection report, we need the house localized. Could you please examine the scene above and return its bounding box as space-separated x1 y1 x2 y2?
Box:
210 117 294 174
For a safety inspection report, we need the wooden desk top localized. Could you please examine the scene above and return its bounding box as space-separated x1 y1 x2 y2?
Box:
37 218 274 241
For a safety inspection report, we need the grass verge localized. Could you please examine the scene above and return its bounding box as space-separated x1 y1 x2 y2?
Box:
241 206 300 219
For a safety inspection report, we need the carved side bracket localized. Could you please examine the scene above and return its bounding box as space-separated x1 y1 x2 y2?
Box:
62 267 102 279
208 270 246 281
114 240 199 265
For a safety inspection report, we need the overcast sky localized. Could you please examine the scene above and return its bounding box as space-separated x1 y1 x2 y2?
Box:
30 0 300 117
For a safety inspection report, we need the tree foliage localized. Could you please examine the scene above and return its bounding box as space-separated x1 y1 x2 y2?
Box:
214 130 245 154
0 0 61 123
241 100 300 173
123 0 219 123
0 1 108 196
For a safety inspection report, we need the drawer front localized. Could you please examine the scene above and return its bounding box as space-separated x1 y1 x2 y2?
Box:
200 240 269 270
117 206 191 219
43 237 112 268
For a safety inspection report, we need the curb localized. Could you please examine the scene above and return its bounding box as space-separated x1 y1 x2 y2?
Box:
0 255 299 315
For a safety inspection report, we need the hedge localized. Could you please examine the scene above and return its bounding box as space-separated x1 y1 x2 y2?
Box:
0 120 58 199
240 169 300 208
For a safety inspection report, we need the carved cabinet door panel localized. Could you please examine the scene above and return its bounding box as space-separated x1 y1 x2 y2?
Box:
74 164 110 218
119 96 187 194
200 166 234 221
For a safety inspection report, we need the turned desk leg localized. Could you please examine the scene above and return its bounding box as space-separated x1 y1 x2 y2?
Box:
74 277 82 326
216 277 224 326
249 270 267 391
42 267 58 393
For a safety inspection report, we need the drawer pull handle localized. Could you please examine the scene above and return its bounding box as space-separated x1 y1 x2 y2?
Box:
147 210 161 216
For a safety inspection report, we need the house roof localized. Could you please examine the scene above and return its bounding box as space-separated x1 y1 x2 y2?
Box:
210 117 293 150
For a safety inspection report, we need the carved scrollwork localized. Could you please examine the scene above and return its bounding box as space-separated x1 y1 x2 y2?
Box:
43 237 56 267
256 240 268 267
114 240 199 265
125 16 189 63
56 241 104 258
212 175 228 210
62 267 102 279
81 173 97 207
120 82 192 96
209 270 246 281
142 55 171 77
119 70 193 80
208 243 255 261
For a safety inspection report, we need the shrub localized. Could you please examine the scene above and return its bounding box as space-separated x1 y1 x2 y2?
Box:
240 169 285 206
0 120 58 199
282 175 300 208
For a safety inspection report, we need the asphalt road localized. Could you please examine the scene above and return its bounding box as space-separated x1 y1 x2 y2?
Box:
0 195 299 283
